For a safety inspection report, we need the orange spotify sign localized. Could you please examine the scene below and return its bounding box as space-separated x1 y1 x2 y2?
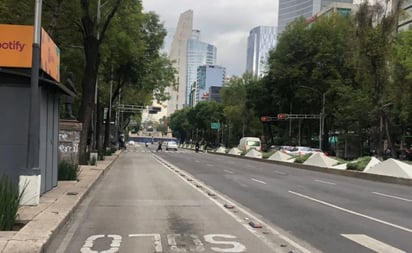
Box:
0 24 60 82
0 24 33 68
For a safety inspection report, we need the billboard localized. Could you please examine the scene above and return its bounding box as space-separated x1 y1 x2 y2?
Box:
0 24 60 82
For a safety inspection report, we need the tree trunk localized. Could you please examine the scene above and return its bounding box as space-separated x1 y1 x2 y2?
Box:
78 37 99 165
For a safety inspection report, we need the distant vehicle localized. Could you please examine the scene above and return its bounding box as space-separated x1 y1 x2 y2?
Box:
283 146 313 156
165 141 178 151
127 140 135 146
238 137 261 152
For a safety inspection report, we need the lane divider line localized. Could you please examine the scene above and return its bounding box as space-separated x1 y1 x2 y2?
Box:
314 179 336 185
251 178 267 184
341 234 406 253
289 191 412 233
273 171 287 175
224 169 234 174
152 155 315 253
372 192 412 202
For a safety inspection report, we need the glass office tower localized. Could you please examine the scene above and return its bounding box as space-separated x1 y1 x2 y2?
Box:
195 65 225 105
186 39 216 106
246 26 277 77
278 0 354 34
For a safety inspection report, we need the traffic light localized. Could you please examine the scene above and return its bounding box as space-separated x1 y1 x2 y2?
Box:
277 113 288 120
261 116 268 122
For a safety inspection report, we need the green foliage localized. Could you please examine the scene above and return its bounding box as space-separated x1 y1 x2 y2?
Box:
0 175 24 231
294 154 312 164
58 160 79 180
262 150 275 159
347 156 371 171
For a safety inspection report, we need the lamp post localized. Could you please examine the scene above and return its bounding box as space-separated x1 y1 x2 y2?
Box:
27 0 42 170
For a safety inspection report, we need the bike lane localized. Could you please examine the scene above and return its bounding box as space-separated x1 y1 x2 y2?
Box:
45 146 315 253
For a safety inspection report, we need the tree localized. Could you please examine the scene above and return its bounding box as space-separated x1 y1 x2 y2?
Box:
98 8 176 150
351 1 403 157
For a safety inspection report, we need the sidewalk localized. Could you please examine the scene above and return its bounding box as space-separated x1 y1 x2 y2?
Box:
0 151 121 253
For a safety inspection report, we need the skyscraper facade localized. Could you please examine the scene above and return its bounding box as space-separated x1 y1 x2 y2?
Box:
186 38 217 106
397 0 412 31
277 0 354 34
246 26 277 77
195 65 225 105
167 10 193 116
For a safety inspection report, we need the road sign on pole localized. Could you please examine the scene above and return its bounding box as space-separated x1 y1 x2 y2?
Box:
211 122 220 129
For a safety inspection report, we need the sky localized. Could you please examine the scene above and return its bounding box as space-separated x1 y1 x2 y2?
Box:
141 0 278 77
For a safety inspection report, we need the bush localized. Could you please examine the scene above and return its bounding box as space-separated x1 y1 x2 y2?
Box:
294 153 312 163
347 156 371 171
89 156 97 166
0 174 24 231
98 150 106 161
262 150 275 159
58 160 79 180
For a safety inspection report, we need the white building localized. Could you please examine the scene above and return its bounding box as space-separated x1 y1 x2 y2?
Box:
167 10 193 116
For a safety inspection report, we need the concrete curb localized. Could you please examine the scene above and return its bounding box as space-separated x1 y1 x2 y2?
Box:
0 151 121 253
209 152 412 186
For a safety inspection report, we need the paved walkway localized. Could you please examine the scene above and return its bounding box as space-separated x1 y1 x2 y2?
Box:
0 151 120 253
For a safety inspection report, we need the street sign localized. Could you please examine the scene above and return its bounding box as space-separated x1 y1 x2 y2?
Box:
211 122 220 129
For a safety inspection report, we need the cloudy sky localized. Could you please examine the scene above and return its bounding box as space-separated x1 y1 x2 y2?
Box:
141 0 278 77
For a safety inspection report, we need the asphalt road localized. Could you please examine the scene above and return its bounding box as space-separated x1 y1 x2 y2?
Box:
153 147 412 253
45 144 314 253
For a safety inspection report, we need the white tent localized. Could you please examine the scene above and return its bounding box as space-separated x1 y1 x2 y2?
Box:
228 148 242 155
268 151 294 163
303 152 339 168
245 149 262 159
363 158 412 179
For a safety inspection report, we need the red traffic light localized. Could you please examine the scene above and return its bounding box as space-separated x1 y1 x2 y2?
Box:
261 116 268 122
277 113 288 119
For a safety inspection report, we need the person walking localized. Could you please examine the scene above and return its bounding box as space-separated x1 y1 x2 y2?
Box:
156 141 163 152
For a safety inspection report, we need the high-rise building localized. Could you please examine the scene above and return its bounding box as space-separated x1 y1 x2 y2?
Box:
167 10 193 116
194 65 225 105
278 0 354 34
246 26 277 77
396 0 412 31
186 38 217 106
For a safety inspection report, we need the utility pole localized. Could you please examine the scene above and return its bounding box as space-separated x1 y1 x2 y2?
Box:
27 0 42 171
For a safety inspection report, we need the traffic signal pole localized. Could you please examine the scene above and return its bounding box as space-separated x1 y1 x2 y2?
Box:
261 113 322 149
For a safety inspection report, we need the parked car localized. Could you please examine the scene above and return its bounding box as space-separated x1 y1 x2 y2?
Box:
165 141 178 151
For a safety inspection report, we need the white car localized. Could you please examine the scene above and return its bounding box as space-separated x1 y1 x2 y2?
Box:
165 141 178 151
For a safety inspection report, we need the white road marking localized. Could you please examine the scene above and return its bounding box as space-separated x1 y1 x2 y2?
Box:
289 191 412 233
341 234 406 253
129 234 162 252
273 170 287 175
224 169 234 174
251 178 267 184
154 156 314 253
314 179 336 185
372 192 412 202
81 235 121 253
